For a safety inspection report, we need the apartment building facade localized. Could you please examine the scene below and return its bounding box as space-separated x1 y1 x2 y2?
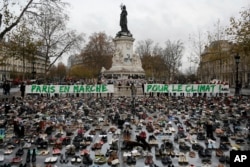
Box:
197 40 250 88
0 50 48 82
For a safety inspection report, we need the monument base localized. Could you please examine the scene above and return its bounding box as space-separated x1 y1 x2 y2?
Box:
102 32 145 79
102 68 145 79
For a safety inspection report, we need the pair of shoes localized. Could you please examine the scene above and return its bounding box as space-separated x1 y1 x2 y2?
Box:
126 155 136 165
107 151 118 165
26 149 31 163
197 133 206 140
12 156 22 163
82 154 93 165
235 138 245 144
219 143 229 151
145 155 154 165
170 150 175 157
19 163 27 167
31 149 36 162
94 154 107 164
38 149 49 155
202 158 211 164
179 143 190 151
16 148 24 156
161 155 172 165
178 154 188 165
71 155 81 163
189 151 196 158
216 149 224 157
60 154 68 163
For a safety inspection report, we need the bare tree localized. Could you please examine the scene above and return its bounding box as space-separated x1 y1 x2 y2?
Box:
162 40 184 82
0 0 67 41
56 62 67 82
81 32 114 77
135 39 154 58
28 0 84 76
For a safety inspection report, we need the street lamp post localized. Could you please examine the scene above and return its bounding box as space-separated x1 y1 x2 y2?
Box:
234 53 240 96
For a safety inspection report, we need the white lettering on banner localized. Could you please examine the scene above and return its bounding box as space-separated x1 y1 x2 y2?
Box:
145 84 230 93
25 85 114 94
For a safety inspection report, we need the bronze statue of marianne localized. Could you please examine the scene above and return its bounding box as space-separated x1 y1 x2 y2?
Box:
0 13 2 28
120 5 128 32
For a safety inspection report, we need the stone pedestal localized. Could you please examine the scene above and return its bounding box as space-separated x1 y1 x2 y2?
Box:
102 33 145 79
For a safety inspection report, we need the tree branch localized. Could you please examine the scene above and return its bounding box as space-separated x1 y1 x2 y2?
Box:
0 0 33 41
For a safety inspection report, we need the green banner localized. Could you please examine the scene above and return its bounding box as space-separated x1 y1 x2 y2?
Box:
25 84 114 94
145 84 230 93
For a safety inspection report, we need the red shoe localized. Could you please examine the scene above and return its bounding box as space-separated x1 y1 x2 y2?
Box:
12 157 22 163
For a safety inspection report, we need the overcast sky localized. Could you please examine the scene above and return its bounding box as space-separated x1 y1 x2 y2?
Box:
63 0 249 71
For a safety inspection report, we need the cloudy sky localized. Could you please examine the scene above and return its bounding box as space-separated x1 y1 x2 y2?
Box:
63 0 249 71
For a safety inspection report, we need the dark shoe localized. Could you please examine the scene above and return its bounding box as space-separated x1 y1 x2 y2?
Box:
31 149 36 162
85 154 93 165
205 148 212 157
192 143 203 151
60 154 64 163
198 149 206 158
235 139 245 144
219 155 226 163
220 143 229 151
179 143 190 151
16 148 24 156
225 156 230 164
26 149 31 163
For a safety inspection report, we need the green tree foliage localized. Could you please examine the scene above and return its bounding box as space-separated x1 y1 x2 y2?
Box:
226 7 250 56
69 65 93 79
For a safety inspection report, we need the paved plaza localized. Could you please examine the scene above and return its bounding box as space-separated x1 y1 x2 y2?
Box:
0 86 249 167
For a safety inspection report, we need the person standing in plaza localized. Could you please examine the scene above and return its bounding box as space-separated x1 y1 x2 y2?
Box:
130 82 137 99
20 82 25 98
3 81 10 95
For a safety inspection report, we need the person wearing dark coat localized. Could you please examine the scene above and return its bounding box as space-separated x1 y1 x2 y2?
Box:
20 82 25 98
205 120 215 140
